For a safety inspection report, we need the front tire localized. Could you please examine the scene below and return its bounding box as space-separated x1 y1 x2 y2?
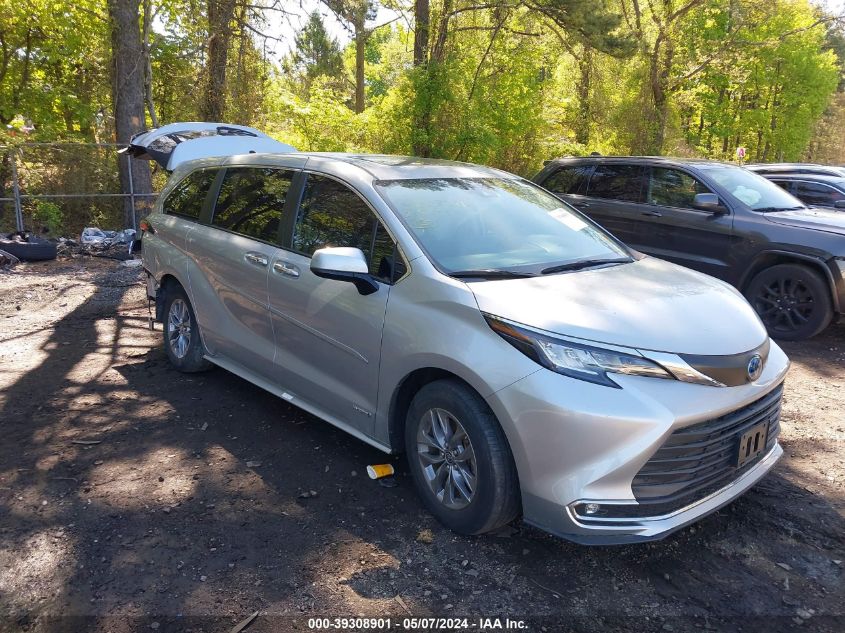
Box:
162 285 212 373
405 379 520 535
745 264 833 341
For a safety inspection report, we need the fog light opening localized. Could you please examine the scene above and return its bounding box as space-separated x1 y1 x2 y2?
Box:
584 503 601 515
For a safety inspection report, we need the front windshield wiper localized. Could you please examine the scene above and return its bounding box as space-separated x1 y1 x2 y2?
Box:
540 257 632 275
755 206 806 213
449 269 537 279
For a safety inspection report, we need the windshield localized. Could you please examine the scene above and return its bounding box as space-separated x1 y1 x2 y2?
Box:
375 178 630 274
698 164 806 211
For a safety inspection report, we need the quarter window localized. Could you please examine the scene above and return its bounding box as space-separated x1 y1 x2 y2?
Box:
163 169 216 219
542 166 592 195
793 181 845 207
586 165 643 202
648 168 713 208
211 167 293 243
293 174 404 282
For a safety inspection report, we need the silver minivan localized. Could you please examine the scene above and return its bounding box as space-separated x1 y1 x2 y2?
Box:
132 123 789 544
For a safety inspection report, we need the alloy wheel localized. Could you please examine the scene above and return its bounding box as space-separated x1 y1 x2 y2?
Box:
167 298 192 359
753 276 815 335
416 408 477 510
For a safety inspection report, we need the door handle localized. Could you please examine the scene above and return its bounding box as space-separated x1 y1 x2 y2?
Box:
641 210 662 217
273 260 300 278
244 252 269 267
573 201 590 208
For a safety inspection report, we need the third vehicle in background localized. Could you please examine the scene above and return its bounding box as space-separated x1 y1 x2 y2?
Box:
746 163 845 178
757 172 845 212
533 156 845 341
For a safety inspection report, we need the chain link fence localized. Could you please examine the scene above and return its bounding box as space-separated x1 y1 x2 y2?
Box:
0 143 167 238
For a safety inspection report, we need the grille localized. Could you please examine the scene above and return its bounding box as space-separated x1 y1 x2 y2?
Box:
631 384 782 510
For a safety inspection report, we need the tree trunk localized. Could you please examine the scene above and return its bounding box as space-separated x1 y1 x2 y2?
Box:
647 32 673 154
142 0 159 128
201 0 237 121
413 0 429 67
17 30 33 108
411 0 432 157
108 0 153 229
575 46 592 147
354 21 366 113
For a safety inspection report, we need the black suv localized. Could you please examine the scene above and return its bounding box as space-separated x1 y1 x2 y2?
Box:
533 156 845 340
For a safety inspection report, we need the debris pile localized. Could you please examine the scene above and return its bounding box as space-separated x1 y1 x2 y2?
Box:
57 227 138 261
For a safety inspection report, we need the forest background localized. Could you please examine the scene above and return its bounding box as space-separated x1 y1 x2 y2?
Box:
1 0 845 231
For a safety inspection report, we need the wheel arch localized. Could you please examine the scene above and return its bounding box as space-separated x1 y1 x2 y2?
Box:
154 273 186 322
388 368 502 455
740 250 839 312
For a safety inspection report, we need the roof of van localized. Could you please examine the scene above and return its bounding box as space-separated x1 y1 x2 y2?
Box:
216 151 517 181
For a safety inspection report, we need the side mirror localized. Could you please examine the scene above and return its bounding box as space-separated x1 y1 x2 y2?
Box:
833 200 845 209
693 192 727 213
310 247 379 295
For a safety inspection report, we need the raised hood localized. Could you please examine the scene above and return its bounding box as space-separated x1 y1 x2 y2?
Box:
765 208 845 236
469 257 768 356
123 122 297 170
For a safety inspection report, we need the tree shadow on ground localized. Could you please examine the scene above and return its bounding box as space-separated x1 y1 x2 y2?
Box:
0 274 843 633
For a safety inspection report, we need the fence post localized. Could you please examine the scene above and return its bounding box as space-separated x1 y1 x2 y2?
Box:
11 152 24 233
126 153 136 230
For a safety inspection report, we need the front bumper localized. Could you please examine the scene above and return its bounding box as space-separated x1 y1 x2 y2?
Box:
485 340 789 545
558 443 782 544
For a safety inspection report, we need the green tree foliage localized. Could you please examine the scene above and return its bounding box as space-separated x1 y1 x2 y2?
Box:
0 0 110 138
0 0 841 177
284 12 345 95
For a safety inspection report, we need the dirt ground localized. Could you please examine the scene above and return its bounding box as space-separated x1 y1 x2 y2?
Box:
0 257 843 633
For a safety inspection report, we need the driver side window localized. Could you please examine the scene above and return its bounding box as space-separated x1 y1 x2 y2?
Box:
292 174 406 283
648 168 713 209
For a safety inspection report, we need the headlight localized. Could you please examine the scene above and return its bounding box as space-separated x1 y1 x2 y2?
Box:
484 315 673 388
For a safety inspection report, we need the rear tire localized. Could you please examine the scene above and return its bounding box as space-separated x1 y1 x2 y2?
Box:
405 379 520 535
162 285 212 372
745 264 833 341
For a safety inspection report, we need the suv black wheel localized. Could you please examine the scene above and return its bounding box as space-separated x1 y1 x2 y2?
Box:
405 379 520 535
162 285 212 372
745 264 833 341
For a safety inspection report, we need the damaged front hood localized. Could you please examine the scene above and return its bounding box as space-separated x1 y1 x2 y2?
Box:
469 257 767 356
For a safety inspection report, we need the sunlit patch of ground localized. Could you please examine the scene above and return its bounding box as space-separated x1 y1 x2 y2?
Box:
0 529 76 618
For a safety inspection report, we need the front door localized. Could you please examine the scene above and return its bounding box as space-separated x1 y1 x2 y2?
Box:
268 173 401 434
636 166 736 279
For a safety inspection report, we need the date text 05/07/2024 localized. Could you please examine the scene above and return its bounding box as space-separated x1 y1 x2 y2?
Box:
307 617 529 630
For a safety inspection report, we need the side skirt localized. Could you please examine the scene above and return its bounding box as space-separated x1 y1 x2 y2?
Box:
203 354 392 454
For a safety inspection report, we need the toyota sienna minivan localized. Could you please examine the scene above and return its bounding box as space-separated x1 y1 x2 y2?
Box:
130 123 789 544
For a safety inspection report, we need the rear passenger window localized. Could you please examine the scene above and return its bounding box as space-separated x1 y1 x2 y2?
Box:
542 165 591 195
793 181 845 207
163 169 216 219
586 165 643 202
293 174 405 282
647 168 712 208
211 167 293 243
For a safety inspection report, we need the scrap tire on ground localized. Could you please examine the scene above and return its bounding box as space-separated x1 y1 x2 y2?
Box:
0 237 57 262
0 249 20 267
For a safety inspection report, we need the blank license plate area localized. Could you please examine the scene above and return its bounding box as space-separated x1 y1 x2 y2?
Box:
736 422 768 468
